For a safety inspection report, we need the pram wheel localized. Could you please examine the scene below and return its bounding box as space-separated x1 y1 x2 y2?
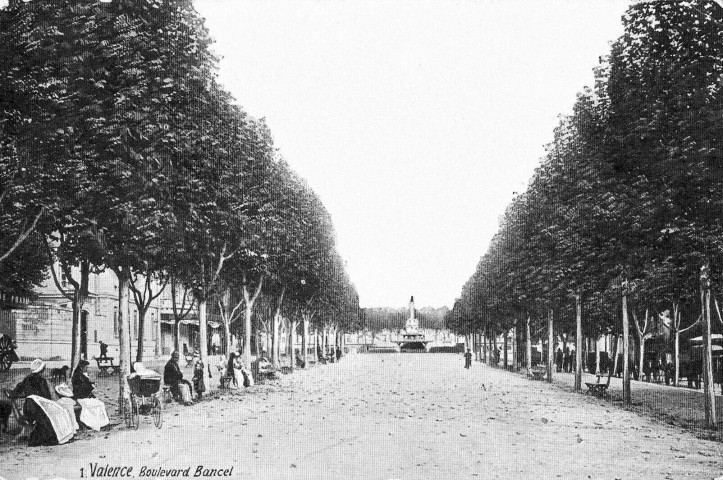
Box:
129 397 139 430
151 395 162 428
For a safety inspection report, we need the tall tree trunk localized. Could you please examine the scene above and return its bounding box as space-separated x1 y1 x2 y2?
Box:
525 315 532 376
674 321 680 388
700 263 717 428
574 292 583 392
174 320 181 353
71 260 90 371
242 276 264 367
622 282 631 406
135 308 148 363
198 298 209 392
481 327 489 363
503 330 508 370
155 310 161 358
512 322 517 371
547 309 553 383
302 316 309 368
223 315 231 357
595 336 600 374
638 333 646 382
115 268 132 413
289 320 297 370
272 311 281 368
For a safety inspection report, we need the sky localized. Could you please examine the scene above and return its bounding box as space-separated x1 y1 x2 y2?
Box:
193 0 630 310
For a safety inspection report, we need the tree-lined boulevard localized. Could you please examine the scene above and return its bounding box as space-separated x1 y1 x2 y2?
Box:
2 0 723 478
2 355 723 480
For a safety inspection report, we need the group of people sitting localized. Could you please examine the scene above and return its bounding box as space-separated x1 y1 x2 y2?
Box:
316 345 343 365
2 358 110 446
162 349 261 402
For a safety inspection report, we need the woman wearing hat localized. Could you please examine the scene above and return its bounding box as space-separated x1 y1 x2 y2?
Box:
9 358 52 400
54 384 80 432
10 359 74 446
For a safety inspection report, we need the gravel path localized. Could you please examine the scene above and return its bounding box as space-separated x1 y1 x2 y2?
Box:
2 354 722 480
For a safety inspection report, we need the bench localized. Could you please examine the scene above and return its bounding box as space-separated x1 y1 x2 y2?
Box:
94 356 119 375
585 374 611 397
529 370 546 381
2 389 32 439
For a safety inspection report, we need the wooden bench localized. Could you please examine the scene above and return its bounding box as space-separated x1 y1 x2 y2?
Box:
529 370 546 381
585 374 611 397
94 356 119 375
2 389 32 439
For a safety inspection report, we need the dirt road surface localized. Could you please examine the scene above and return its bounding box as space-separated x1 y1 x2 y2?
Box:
2 354 723 480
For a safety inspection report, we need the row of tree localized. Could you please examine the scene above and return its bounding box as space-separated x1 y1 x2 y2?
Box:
447 1 723 428
0 0 359 405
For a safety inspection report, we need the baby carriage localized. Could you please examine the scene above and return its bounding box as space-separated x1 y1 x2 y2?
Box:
125 363 162 429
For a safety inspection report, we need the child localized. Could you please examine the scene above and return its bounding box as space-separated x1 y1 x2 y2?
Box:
192 360 206 400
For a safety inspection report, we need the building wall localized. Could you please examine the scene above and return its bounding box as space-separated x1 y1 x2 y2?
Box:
7 265 196 362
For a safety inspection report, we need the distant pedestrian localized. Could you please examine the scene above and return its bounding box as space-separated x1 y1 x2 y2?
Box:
99 341 108 359
563 347 570 373
555 348 563 373
570 349 576 372
464 349 472 369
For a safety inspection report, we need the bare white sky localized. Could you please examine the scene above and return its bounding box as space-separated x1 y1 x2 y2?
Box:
194 0 628 309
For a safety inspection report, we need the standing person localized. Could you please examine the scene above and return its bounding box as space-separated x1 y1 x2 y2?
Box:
227 351 241 389
192 360 206 400
464 349 472 369
335 346 342 362
570 348 576 373
164 351 193 404
562 347 569 373
555 348 563 373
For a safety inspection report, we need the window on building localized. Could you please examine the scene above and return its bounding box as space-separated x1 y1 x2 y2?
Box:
151 312 156 341
94 329 98 343
60 267 68 288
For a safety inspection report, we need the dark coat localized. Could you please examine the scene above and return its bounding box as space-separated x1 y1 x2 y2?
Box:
12 373 51 400
72 368 95 399
164 359 184 386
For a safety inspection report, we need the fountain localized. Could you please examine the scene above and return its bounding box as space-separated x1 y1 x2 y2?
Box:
394 296 431 352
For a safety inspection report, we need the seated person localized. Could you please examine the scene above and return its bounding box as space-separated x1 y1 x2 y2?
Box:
164 351 193 404
72 359 95 399
69 361 111 431
316 345 326 364
252 351 275 381
54 384 80 432
10 359 74 446
255 351 272 372
294 349 306 369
